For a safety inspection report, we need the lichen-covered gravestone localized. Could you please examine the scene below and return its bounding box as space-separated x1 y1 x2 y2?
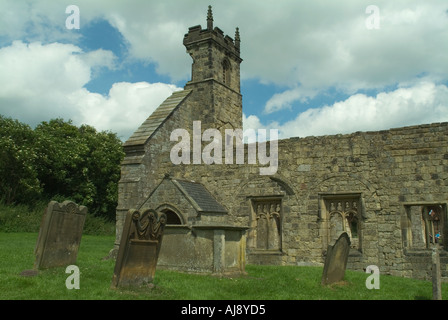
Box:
34 200 87 269
321 232 351 285
111 209 166 288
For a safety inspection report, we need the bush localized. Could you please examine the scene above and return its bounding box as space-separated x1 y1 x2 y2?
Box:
0 116 42 205
0 116 124 221
0 202 44 233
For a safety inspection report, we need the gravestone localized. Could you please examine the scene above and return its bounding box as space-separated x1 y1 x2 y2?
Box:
321 232 351 285
34 200 87 269
111 208 166 288
432 244 442 300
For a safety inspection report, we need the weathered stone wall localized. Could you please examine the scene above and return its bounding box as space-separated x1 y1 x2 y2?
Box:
116 93 193 246
139 178 198 224
116 9 448 279
157 226 246 274
117 99 448 278
183 23 241 95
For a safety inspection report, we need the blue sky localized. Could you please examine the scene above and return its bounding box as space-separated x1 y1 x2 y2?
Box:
0 0 447 141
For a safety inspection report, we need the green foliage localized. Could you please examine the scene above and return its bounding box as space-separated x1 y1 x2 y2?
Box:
0 202 45 233
0 116 125 220
0 116 42 204
34 119 125 219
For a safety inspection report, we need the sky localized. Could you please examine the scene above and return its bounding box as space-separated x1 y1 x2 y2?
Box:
0 0 447 141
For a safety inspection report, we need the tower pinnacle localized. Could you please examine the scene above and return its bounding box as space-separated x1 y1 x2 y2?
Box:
207 5 213 30
235 27 240 51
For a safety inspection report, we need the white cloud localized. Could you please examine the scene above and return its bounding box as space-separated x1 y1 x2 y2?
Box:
246 1 448 113
71 82 181 139
1 0 446 90
243 113 263 132
264 87 318 114
0 41 181 140
264 88 448 133
79 49 117 70
0 41 91 122
0 41 88 91
0 1 447 139
107 15 192 81
243 113 280 142
0 0 81 45
260 82 448 139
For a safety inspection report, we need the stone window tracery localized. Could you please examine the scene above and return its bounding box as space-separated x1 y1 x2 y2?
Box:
252 199 282 251
323 196 361 250
404 204 446 250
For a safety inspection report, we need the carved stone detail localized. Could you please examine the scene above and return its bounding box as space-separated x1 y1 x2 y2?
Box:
253 200 281 250
325 197 360 250
112 209 166 288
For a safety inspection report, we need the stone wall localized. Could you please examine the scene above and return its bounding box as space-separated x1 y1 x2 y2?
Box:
115 8 448 279
157 226 246 274
117 101 448 278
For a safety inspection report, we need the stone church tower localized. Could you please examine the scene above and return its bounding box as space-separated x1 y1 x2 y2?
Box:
183 5 243 131
114 6 248 274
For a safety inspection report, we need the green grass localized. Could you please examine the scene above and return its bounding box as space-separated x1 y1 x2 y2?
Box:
0 232 446 300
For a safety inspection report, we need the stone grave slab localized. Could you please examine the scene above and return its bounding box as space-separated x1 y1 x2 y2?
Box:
34 200 87 269
111 209 166 288
321 232 351 285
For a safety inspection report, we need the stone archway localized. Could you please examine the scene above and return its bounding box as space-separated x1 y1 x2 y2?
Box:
155 204 185 225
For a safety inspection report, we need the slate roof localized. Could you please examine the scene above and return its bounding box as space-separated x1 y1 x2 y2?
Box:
123 89 192 147
172 179 227 213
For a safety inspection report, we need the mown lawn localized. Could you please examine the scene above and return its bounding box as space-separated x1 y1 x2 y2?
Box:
0 232 446 300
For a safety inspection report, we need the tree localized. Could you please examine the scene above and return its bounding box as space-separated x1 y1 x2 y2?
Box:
34 119 124 220
0 116 42 204
0 116 124 219
34 119 88 199
76 124 124 219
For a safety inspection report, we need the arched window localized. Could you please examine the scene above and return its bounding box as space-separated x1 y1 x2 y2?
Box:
252 199 282 251
404 204 446 250
423 205 443 246
161 209 182 225
346 211 359 238
325 197 361 251
222 59 230 86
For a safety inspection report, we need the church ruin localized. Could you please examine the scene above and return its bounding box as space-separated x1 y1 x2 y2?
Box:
115 6 448 280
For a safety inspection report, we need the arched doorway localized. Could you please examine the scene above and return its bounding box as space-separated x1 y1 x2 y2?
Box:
155 204 184 225
162 209 182 225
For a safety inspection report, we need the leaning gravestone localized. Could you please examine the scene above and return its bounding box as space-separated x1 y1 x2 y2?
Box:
321 232 351 285
111 208 166 288
34 200 87 269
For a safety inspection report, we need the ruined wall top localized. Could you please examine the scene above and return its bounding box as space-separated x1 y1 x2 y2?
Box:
183 6 241 60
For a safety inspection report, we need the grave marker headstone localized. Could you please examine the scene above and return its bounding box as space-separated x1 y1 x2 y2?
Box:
111 208 166 288
34 200 87 269
321 232 351 285
432 244 442 300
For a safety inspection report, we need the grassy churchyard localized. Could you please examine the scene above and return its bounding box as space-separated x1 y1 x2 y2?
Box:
0 231 447 300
